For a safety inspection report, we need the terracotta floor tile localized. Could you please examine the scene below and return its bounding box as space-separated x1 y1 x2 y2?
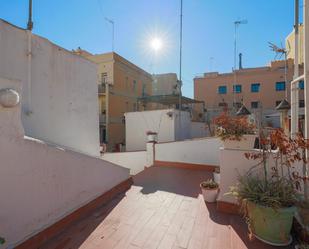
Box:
40 166 294 249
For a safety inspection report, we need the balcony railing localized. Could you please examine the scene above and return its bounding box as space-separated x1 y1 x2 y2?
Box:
98 84 106 94
99 114 106 123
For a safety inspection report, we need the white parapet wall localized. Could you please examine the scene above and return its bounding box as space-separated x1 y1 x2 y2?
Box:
102 151 147 175
155 137 222 166
0 19 100 157
218 147 304 204
0 54 130 248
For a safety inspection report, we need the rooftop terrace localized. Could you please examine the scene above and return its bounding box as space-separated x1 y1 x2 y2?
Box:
40 166 292 249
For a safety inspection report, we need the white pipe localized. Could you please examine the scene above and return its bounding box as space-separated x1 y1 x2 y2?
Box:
26 30 32 115
291 0 300 138
291 74 304 85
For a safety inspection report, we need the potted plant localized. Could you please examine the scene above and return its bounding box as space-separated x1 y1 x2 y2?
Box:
214 112 256 150
295 243 309 249
200 179 219 203
213 166 220 184
146 131 158 142
228 129 304 246
0 237 5 245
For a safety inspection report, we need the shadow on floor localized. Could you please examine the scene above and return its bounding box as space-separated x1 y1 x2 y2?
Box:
205 202 295 249
132 166 213 198
39 193 126 249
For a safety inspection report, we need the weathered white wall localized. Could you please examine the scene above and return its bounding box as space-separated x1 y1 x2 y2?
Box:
155 137 222 166
174 111 191 141
0 19 100 157
125 109 192 151
0 77 130 248
102 151 147 175
190 121 208 138
125 109 175 151
218 148 304 204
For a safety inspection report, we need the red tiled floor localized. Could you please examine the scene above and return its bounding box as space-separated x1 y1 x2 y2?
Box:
40 166 294 249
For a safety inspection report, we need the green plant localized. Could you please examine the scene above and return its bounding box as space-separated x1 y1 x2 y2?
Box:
229 175 298 209
228 129 303 209
297 243 309 249
0 237 5 245
214 112 255 141
200 179 218 189
214 166 220 174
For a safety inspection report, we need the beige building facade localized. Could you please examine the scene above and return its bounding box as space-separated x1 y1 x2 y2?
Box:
152 73 180 95
194 59 304 126
286 24 304 65
74 49 153 151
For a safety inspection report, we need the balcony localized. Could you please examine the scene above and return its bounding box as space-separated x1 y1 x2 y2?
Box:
99 114 106 123
98 84 106 95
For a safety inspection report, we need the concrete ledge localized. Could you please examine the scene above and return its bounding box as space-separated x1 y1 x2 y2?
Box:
16 177 133 249
216 200 240 215
154 160 218 172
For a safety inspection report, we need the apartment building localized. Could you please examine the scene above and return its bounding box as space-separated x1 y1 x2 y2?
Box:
73 49 153 151
286 24 304 65
152 73 180 95
194 59 304 126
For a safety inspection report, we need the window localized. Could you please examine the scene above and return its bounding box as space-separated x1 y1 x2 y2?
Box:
125 77 129 89
251 101 259 109
133 80 137 92
276 100 282 107
276 81 286 91
233 102 242 108
233 84 242 93
299 100 305 108
251 83 260 93
299 80 304 90
142 83 146 96
218 86 227 94
218 102 227 107
101 72 108 84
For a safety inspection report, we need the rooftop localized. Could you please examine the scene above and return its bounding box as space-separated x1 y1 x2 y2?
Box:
40 166 291 249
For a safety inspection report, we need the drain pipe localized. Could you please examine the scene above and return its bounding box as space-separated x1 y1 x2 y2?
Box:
26 0 33 115
291 0 300 138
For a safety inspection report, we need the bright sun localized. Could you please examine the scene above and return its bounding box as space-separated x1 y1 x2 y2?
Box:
150 38 163 52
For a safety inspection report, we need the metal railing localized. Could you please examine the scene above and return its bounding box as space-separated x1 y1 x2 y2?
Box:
98 84 106 94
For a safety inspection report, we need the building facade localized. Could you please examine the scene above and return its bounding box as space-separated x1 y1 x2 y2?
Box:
74 50 153 151
152 73 180 95
194 59 304 126
286 24 304 65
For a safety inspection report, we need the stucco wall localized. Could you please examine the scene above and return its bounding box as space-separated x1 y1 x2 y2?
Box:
125 109 176 151
190 121 208 138
0 19 100 157
0 53 130 248
218 147 304 204
155 137 222 166
102 151 147 175
125 109 193 151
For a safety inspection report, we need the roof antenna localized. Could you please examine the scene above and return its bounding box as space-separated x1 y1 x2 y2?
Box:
27 0 33 31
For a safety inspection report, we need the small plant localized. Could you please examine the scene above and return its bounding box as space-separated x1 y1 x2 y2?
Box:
200 179 219 189
214 167 220 174
214 112 255 141
297 243 309 249
229 175 297 209
0 237 5 245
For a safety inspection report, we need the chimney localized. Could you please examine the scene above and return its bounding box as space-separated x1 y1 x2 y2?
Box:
239 53 243 69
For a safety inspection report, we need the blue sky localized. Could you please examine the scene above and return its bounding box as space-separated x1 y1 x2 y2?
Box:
0 0 299 98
